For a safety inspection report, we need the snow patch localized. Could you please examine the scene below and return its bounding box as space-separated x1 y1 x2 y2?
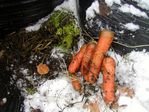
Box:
124 23 140 31
119 97 148 112
119 4 148 18
105 0 121 7
55 0 79 20
20 68 29 76
109 51 149 112
24 50 149 112
50 48 64 58
86 0 99 20
24 76 87 112
25 14 51 32
2 98 7 104
26 0 78 32
118 96 133 106
132 0 149 10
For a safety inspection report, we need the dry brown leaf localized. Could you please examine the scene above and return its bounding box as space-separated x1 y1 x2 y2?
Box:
31 109 41 112
85 101 100 112
117 86 135 98
99 1 110 17
37 63 49 75
111 101 119 109
110 86 135 110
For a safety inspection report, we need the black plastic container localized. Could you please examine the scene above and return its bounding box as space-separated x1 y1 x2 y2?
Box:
0 0 64 36
0 1 64 112
79 0 149 54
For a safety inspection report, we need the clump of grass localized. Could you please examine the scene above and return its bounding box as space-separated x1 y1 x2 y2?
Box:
40 10 80 50
4 10 80 58
26 87 37 95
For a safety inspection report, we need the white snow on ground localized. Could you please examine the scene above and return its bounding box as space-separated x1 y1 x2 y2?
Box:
24 0 149 112
104 0 149 11
55 0 79 20
109 50 149 112
118 97 148 112
24 76 88 112
132 0 149 10
105 0 121 7
2 98 7 104
85 0 148 20
119 4 148 18
124 23 140 31
50 48 65 59
25 14 51 31
86 0 99 20
24 50 149 112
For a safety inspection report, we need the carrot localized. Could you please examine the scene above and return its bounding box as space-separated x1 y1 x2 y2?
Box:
81 42 96 82
87 30 114 84
102 56 116 104
68 44 87 74
71 76 82 91
37 63 49 75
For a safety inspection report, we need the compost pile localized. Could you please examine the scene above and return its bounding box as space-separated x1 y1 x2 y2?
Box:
1 0 149 112
0 8 80 112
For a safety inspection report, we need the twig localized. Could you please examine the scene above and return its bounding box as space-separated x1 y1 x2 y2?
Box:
60 95 85 112
82 29 95 42
56 89 64 111
41 54 48 64
83 34 149 48
113 41 149 48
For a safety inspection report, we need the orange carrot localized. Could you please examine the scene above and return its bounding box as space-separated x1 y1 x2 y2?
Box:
81 42 96 82
37 63 49 75
71 76 81 91
87 30 114 84
102 56 116 104
68 44 87 74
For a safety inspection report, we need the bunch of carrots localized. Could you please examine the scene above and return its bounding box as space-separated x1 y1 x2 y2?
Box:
68 29 116 105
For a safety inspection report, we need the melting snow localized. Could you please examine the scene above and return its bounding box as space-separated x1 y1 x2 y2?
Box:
105 0 121 7
24 50 149 112
86 0 99 20
55 0 79 20
119 4 148 18
132 0 149 10
124 23 140 31
24 76 87 112
26 0 79 32
24 0 149 112
109 51 149 112
25 14 51 32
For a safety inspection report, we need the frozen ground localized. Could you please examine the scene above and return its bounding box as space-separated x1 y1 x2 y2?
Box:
23 50 149 112
23 0 149 112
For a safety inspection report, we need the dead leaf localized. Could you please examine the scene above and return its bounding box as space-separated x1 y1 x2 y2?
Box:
111 101 119 109
37 63 49 75
117 86 135 98
85 101 100 112
31 109 41 112
99 1 111 17
110 86 135 109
